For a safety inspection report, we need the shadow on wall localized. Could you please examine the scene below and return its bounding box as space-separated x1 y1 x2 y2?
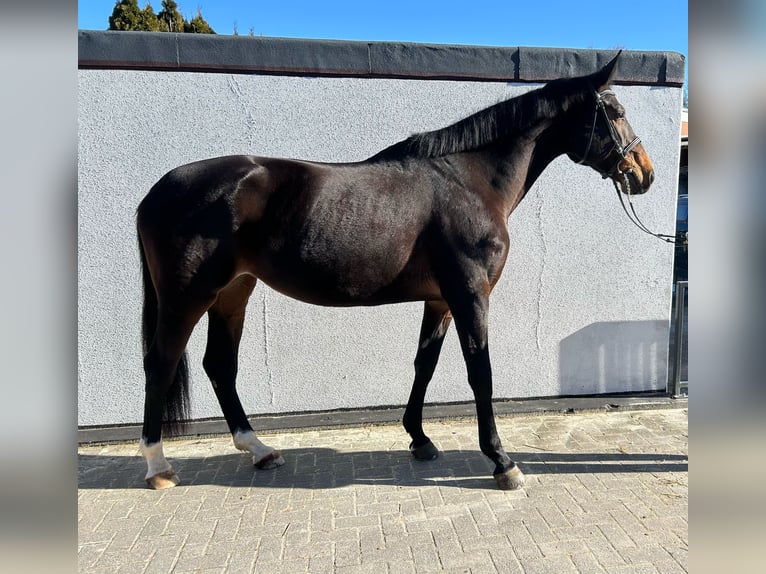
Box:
559 321 668 394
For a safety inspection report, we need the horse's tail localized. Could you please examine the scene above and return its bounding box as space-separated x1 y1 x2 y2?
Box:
137 221 191 437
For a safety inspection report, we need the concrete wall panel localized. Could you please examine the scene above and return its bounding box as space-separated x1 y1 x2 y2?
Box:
77 36 683 427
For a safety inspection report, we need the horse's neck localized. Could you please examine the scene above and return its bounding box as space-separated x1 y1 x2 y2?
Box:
480 118 566 217
523 124 568 192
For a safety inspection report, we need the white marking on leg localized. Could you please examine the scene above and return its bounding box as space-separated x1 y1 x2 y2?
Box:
232 430 275 462
139 438 172 480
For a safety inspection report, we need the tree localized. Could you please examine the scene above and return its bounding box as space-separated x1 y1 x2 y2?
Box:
157 0 185 33
108 0 143 30
108 0 216 34
139 3 161 32
109 1 160 31
184 8 215 34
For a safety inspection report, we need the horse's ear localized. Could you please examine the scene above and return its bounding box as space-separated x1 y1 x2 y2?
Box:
594 50 621 90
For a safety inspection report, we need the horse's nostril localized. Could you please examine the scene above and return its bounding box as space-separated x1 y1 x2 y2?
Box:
648 170 655 186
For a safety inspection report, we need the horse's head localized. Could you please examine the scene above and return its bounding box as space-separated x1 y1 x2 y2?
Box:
568 53 655 195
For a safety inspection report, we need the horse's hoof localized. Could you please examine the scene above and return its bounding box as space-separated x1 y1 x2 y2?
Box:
494 466 525 490
254 450 285 470
409 440 439 461
146 469 180 490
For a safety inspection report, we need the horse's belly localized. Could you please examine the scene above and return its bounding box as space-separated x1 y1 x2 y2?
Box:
247 230 435 306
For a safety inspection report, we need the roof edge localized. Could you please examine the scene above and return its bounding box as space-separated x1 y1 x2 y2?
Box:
78 30 686 86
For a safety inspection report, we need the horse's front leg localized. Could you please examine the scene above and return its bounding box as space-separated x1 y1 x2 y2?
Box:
403 300 452 460
448 290 525 490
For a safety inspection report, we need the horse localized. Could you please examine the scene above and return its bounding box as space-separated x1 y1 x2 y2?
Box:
136 52 654 490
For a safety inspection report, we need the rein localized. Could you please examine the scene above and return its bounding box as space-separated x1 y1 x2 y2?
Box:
580 89 677 244
612 175 677 244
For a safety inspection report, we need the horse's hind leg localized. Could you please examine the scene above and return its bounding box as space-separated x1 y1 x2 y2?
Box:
203 275 284 470
403 300 452 460
141 306 206 489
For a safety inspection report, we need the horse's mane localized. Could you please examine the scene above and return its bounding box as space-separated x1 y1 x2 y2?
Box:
368 76 591 161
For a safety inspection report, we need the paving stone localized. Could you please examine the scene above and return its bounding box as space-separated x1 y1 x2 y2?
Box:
78 408 688 573
520 555 578 574
115 562 151 574
308 553 335 574
410 542 443 573
387 561 417 574
570 550 607 573
334 538 361 567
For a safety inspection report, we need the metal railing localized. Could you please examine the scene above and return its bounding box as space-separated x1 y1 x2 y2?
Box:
669 280 688 397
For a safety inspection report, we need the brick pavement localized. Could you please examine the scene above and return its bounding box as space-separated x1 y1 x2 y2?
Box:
78 408 688 573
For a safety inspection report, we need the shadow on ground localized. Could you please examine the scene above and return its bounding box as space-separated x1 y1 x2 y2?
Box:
78 447 688 491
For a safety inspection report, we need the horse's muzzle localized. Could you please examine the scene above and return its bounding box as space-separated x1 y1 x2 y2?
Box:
634 146 655 193
617 149 654 195
613 165 651 196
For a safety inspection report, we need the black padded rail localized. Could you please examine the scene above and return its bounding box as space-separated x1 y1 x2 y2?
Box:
78 30 685 86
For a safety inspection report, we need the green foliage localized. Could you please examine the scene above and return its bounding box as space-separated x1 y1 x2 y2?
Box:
108 0 215 34
156 0 184 33
184 8 215 34
108 0 143 30
139 3 161 32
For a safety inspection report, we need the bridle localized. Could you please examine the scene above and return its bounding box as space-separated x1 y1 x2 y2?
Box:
578 89 676 244
577 89 640 178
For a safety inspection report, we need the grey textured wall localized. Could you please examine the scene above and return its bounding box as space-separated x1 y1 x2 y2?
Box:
78 36 683 428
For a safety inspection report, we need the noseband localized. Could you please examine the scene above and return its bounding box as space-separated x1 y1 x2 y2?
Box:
578 89 676 244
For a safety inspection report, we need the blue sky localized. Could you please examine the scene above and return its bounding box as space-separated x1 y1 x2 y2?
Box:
78 1 687 60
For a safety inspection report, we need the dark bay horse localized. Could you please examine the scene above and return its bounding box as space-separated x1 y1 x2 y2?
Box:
136 53 654 490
